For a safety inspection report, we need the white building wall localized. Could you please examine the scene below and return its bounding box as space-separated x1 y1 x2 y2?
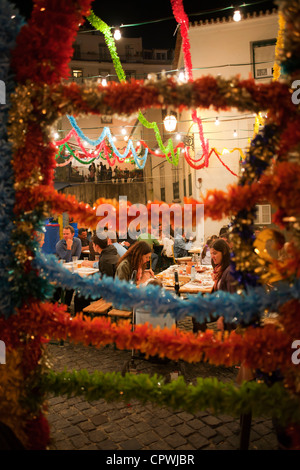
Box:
146 11 279 241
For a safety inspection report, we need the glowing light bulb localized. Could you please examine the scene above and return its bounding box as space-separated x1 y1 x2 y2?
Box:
178 71 186 82
233 130 238 137
176 133 181 140
164 115 177 132
155 149 159 154
233 10 241 22
54 132 59 140
112 136 117 142
121 127 127 135
124 135 128 141
114 29 121 40
215 117 220 126
136 141 141 147
101 78 108 86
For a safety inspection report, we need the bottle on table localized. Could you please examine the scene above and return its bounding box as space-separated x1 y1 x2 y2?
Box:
191 265 196 281
174 271 180 297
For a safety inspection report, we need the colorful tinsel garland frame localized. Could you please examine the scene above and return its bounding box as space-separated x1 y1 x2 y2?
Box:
1 0 300 449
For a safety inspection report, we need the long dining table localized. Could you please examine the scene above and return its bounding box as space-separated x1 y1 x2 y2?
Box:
155 263 214 295
63 261 99 277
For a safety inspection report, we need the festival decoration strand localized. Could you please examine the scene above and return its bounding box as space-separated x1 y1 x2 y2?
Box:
276 1 299 77
0 1 24 318
87 11 126 83
67 115 148 169
198 161 300 222
55 133 240 173
1 299 298 375
87 11 186 167
184 147 239 175
10 0 92 85
32 251 300 327
250 13 284 145
40 369 300 425
4 0 95 449
170 0 210 161
54 121 185 167
4 0 300 450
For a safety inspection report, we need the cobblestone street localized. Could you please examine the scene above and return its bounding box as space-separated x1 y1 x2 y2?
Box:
46 332 279 451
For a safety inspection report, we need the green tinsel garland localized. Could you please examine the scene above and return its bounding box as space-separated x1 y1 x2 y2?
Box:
87 11 126 83
39 369 300 426
87 11 181 165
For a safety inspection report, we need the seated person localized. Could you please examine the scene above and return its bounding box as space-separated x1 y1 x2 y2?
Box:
78 228 95 260
137 228 160 271
201 235 217 265
74 235 120 313
115 241 154 285
173 229 193 258
54 225 81 308
106 230 127 257
56 225 81 262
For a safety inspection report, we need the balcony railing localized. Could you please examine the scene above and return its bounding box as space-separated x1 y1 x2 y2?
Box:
72 51 173 64
54 165 144 184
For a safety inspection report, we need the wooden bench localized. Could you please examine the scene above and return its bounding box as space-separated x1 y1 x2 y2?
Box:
83 299 113 317
83 299 132 323
108 308 133 322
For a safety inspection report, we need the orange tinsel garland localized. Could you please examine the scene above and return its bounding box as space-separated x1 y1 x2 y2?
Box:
199 161 300 221
2 300 296 374
14 186 100 228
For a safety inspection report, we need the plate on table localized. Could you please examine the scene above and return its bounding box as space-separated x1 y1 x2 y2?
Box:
77 267 99 276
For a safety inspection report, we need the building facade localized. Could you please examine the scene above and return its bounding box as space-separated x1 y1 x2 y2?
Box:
54 30 174 188
139 9 279 240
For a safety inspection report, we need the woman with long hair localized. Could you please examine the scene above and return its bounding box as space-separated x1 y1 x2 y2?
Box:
210 238 237 332
201 235 217 265
210 238 236 293
115 241 154 285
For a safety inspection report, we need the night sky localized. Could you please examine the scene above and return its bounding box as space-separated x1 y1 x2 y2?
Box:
11 0 277 49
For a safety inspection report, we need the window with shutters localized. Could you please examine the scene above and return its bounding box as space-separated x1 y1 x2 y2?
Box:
188 173 192 196
73 44 81 60
254 204 272 224
160 166 165 201
99 45 110 61
173 181 179 200
252 39 276 80
72 69 83 78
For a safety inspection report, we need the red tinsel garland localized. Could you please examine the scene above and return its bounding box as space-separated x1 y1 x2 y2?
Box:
198 161 300 221
11 0 92 85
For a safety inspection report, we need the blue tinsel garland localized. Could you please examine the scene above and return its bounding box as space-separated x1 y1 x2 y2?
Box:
0 1 24 318
67 115 148 169
34 251 300 326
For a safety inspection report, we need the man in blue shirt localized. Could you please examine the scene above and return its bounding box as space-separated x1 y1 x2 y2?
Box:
54 225 82 308
173 229 193 258
56 225 82 262
107 230 127 257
